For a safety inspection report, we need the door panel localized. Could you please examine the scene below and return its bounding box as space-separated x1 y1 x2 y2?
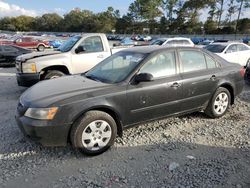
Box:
126 75 183 125
125 50 182 125
72 36 110 74
178 49 220 111
180 69 220 111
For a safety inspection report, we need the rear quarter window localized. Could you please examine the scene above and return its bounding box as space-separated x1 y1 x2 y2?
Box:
205 54 217 69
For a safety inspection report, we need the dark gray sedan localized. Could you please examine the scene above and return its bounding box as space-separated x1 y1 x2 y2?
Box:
16 46 244 155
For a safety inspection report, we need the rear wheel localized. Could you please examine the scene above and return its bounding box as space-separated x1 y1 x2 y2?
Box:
44 70 65 80
205 87 231 118
70 111 117 155
37 45 45 51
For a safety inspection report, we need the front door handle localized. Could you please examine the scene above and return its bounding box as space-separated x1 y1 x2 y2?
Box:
171 82 181 88
210 75 216 81
97 55 104 58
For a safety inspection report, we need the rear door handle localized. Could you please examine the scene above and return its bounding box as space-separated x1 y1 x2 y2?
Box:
97 55 104 58
171 82 181 88
210 75 216 81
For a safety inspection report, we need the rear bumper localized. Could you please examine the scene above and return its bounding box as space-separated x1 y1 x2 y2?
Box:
15 113 71 147
16 73 40 87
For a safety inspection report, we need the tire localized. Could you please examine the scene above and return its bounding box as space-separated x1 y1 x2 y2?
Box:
70 111 117 156
205 87 231 118
37 45 45 51
44 70 65 80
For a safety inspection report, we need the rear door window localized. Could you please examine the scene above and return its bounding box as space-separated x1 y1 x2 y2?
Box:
237 44 249 51
179 50 207 72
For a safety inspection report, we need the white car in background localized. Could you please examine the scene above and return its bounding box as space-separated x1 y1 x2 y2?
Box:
204 42 250 66
151 37 194 47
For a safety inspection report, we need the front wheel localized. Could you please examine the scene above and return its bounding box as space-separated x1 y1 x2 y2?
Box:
205 87 231 118
70 111 117 155
44 70 65 80
37 45 45 51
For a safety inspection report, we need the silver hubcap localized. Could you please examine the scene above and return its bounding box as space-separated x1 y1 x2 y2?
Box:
82 120 112 151
213 92 229 115
50 75 60 79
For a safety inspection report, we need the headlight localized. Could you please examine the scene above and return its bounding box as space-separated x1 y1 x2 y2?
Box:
24 107 58 120
22 63 37 73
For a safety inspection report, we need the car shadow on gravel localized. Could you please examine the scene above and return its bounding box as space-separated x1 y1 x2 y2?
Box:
1 141 250 188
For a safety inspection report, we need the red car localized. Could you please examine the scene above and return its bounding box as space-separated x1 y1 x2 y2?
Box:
0 37 50 51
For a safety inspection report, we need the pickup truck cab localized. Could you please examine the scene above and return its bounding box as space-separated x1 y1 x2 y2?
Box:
16 33 125 87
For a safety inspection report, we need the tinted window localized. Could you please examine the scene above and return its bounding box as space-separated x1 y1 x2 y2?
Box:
0 46 2 52
179 50 207 72
3 46 18 52
237 44 249 51
205 54 217 69
79 36 104 53
226 44 237 53
205 44 226 53
140 51 176 78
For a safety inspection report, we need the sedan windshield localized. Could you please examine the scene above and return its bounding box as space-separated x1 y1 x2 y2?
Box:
58 36 81 52
204 44 226 53
85 51 146 83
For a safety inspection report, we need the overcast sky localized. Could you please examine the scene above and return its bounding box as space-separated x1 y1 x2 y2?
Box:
0 0 249 21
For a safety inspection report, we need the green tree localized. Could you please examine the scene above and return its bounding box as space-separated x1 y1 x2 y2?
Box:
235 0 250 33
35 13 63 31
162 0 178 23
13 15 35 31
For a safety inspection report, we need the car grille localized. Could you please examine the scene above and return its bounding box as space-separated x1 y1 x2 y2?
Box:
16 60 22 73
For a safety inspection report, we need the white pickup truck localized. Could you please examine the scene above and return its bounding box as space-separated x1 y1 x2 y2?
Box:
16 33 126 86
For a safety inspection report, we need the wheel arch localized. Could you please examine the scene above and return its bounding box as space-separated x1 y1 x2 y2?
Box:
69 106 123 141
40 65 70 80
218 83 235 105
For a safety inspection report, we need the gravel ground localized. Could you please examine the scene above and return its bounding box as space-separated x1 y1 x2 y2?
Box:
0 67 249 188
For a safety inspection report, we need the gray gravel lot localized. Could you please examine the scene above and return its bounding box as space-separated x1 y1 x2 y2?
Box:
0 67 249 188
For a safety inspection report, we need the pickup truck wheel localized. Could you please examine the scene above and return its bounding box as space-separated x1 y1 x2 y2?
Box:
70 111 117 156
44 70 65 80
37 45 45 51
205 87 231 118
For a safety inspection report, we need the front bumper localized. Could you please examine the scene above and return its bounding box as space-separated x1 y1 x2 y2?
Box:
15 108 71 147
16 73 40 87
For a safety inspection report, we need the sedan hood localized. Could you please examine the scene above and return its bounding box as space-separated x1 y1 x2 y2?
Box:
16 50 61 62
20 75 111 107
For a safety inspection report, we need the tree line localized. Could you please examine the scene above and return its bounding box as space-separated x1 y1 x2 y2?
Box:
0 0 249 34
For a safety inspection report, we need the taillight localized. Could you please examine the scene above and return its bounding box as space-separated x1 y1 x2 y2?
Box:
240 66 246 77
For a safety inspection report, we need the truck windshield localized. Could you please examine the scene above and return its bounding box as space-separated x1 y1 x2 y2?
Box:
58 36 81 52
85 51 146 84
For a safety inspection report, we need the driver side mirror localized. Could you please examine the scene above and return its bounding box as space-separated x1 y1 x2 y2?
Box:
134 73 153 83
75 46 86 54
